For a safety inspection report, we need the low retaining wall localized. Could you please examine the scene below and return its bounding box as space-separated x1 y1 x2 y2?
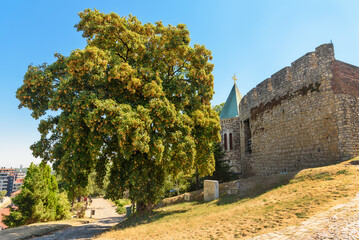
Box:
157 172 297 208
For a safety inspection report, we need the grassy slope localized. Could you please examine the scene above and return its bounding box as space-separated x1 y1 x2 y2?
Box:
98 159 359 240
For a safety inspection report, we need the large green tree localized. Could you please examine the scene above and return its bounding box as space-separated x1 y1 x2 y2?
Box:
16 9 220 212
4 163 70 227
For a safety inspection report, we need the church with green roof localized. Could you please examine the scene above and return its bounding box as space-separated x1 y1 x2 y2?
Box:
219 75 242 174
219 44 359 178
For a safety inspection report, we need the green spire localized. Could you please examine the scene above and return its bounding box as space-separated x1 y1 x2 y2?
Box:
219 82 242 120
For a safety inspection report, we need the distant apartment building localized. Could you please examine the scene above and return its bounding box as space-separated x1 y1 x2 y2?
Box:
0 167 25 196
13 178 24 192
6 175 14 196
0 168 15 175
0 173 8 192
15 171 26 180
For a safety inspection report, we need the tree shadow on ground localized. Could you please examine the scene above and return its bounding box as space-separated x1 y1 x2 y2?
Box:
22 217 124 240
114 209 188 230
0 223 73 240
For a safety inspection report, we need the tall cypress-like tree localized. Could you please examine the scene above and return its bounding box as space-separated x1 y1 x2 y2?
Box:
4 163 70 227
16 9 220 212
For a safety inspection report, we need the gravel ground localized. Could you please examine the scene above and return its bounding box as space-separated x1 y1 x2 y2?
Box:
30 198 124 240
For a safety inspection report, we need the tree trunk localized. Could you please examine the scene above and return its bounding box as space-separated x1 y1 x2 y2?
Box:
136 201 153 213
195 168 200 190
196 174 199 190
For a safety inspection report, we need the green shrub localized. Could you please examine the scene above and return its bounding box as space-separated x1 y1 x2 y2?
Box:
114 199 131 215
336 169 350 175
4 163 71 227
56 192 71 220
73 202 87 218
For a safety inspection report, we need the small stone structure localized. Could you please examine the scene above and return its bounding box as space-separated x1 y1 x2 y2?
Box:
184 193 191 201
220 43 359 177
203 180 219 201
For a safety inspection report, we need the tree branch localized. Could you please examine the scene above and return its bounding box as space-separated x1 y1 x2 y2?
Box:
171 64 186 77
115 53 127 62
118 35 131 62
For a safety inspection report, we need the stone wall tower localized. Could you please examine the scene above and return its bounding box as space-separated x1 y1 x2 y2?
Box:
219 75 242 173
238 43 359 177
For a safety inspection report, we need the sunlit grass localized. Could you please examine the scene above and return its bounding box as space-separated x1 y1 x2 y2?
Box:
97 159 359 239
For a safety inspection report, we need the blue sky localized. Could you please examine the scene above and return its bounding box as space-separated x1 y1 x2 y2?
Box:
1 0 358 168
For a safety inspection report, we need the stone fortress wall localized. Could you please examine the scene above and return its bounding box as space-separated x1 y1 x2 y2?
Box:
331 60 359 160
237 44 359 177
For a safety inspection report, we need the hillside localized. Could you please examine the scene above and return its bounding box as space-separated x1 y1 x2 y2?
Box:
97 159 359 239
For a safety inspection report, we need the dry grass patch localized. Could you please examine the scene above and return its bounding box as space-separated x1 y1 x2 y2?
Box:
97 159 359 239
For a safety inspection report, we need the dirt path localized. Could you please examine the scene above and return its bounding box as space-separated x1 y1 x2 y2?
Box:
30 198 124 240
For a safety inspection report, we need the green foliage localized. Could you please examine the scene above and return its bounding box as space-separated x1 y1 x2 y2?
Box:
3 211 23 228
114 199 131 214
213 103 225 115
73 202 87 218
3 163 70 227
336 169 350 175
167 142 238 193
57 169 108 203
292 171 335 181
86 171 108 197
163 172 191 198
204 142 239 183
189 142 238 191
16 9 220 212
55 192 71 220
0 190 6 200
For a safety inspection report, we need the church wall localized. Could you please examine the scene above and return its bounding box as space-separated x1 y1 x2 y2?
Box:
238 44 342 177
220 117 241 173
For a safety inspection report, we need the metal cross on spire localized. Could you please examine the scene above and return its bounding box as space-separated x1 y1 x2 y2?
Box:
232 74 238 85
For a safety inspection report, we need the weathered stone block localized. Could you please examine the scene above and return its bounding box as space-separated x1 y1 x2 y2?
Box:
204 180 219 201
184 193 191 201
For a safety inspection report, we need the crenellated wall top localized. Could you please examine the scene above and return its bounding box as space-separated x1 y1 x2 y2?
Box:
239 44 335 117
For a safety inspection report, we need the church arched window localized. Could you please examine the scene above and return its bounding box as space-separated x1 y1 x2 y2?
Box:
224 133 228 151
229 133 233 150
